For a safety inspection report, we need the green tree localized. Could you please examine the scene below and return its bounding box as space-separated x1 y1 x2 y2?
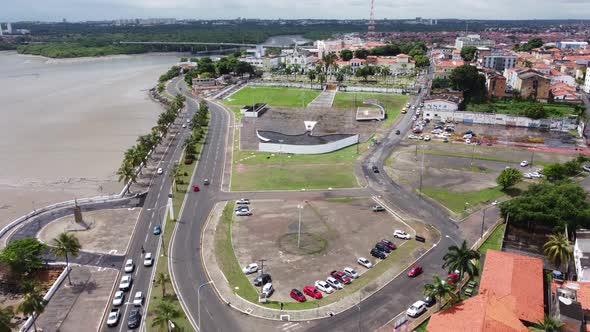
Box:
117 161 136 190
442 240 480 294
423 275 458 310
353 49 369 59
340 49 353 61
523 104 547 119
543 233 572 272
0 306 14 332
0 238 47 276
543 163 569 182
151 300 181 332
335 71 344 84
234 61 254 77
50 232 81 285
529 314 565 332
155 272 171 298
317 73 326 86
322 52 337 74
18 291 45 332
432 77 450 89
157 82 165 94
496 168 523 190
413 55 430 68
460 46 478 61
307 70 317 87
355 65 375 82
449 65 487 104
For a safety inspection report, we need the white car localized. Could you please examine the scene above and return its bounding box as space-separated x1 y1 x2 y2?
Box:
407 300 427 317
343 267 359 279
314 280 335 294
133 291 144 306
520 160 529 167
119 275 132 291
182 124 187 128
583 165 590 172
242 263 258 274
124 259 134 273
326 276 344 290
262 283 274 297
157 167 163 175
112 291 125 306
524 173 532 179
465 138 471 144
236 209 252 216
106 309 120 327
423 136 431 141
463 133 472 139
530 172 542 178
143 253 153 267
394 230 411 240
357 257 373 269
236 198 250 205
408 134 419 139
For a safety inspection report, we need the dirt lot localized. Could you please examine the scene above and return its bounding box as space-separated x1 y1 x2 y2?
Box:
232 198 428 303
38 207 140 255
240 106 380 150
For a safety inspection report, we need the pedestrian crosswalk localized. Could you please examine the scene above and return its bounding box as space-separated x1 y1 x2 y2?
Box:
279 322 302 331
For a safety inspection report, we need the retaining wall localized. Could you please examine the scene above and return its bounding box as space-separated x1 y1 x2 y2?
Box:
258 134 359 154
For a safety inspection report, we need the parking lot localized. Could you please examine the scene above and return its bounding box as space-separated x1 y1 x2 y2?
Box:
231 198 432 303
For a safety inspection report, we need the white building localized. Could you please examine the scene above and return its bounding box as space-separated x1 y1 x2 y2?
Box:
575 230 590 282
550 70 576 86
455 34 495 50
281 48 315 68
585 68 590 94
479 51 517 72
241 56 280 71
422 95 462 114
556 41 588 50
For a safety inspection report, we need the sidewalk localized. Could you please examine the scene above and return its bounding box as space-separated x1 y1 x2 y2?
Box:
307 90 337 108
201 202 438 321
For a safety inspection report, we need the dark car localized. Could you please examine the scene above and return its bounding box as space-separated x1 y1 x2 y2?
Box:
254 273 272 287
370 248 386 259
423 296 436 307
127 309 142 329
330 270 352 284
372 165 379 173
153 225 161 235
290 289 306 302
375 242 392 253
380 239 397 250
395 130 401 135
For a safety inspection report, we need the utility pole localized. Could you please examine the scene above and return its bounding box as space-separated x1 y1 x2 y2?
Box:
530 149 535 168
481 206 487 239
298 203 304 248
419 145 425 193
258 259 267 294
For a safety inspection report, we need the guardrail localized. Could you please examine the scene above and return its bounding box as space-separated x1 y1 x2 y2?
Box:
19 264 71 332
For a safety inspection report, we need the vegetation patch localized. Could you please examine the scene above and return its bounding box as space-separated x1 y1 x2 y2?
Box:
333 92 408 127
478 224 506 254
326 197 367 203
421 186 505 214
277 233 328 256
467 99 582 119
224 86 320 108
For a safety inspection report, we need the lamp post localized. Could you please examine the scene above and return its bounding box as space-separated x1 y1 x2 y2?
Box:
481 205 492 239
168 320 175 332
297 203 304 248
198 280 213 331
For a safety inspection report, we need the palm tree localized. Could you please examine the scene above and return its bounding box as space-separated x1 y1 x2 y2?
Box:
155 272 171 298
529 314 565 332
151 300 180 332
18 291 45 332
307 70 317 88
116 162 136 191
0 306 14 332
442 240 480 293
50 232 81 285
170 162 182 191
335 72 344 85
424 275 458 310
322 52 337 74
544 233 572 273
318 73 326 87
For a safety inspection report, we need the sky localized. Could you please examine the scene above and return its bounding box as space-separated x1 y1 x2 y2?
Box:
0 0 589 22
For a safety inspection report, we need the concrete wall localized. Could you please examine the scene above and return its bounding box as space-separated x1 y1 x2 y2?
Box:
250 81 323 90
338 86 404 94
258 135 359 155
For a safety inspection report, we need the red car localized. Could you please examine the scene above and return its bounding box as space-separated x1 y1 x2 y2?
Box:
447 272 459 284
303 286 323 299
192 185 200 192
330 270 352 284
380 239 397 250
290 289 306 302
407 265 423 277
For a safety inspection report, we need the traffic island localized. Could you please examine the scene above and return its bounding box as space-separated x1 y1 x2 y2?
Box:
201 198 440 320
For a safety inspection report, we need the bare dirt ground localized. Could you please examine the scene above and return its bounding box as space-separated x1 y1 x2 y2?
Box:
232 199 427 303
240 107 380 150
38 207 140 255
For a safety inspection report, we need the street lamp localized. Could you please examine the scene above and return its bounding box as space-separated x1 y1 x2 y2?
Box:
481 205 493 238
297 203 305 248
198 280 213 332
168 320 176 332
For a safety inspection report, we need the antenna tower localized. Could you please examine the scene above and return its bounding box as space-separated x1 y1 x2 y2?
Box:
367 0 376 38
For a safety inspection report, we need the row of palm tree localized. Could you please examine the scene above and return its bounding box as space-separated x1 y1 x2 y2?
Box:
183 101 209 162
117 94 186 190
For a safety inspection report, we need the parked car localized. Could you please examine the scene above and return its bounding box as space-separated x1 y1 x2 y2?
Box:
343 267 359 279
182 124 186 128
112 291 124 306
375 242 392 253
330 270 352 284
583 165 590 172
262 283 274 297
407 265 423 277
153 225 161 235
447 272 459 284
406 300 427 317
372 205 385 212
203 178 210 185
372 165 379 173
423 296 436 307
242 263 258 274
303 285 323 299
395 130 401 135
524 173 532 179
326 277 344 290
156 168 163 175
133 291 144 306
394 230 411 240
465 138 471 144
530 172 542 178
520 160 529 167
370 248 386 259
423 135 431 141
119 275 132 291
357 257 373 268
143 253 153 267
380 239 397 250
192 185 200 192
290 289 306 302
236 198 250 205
314 280 335 294
235 205 250 212
236 209 252 216
107 308 120 327
254 273 272 286
124 259 134 273
127 309 142 329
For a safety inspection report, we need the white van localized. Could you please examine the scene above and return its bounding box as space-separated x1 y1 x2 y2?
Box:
262 283 274 297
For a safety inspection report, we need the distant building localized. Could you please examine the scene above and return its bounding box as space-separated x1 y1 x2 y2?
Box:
455 34 495 50
574 230 590 282
485 71 507 99
281 47 315 67
514 69 551 100
556 41 588 50
6 22 11 34
585 68 590 94
422 95 462 114
478 49 517 72
433 59 465 79
241 56 280 71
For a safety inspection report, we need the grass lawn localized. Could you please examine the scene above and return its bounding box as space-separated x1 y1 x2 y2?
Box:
421 186 505 214
224 86 320 108
326 197 368 203
333 92 409 127
231 143 367 191
422 147 552 168
414 319 429 332
478 223 506 254
467 99 579 118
